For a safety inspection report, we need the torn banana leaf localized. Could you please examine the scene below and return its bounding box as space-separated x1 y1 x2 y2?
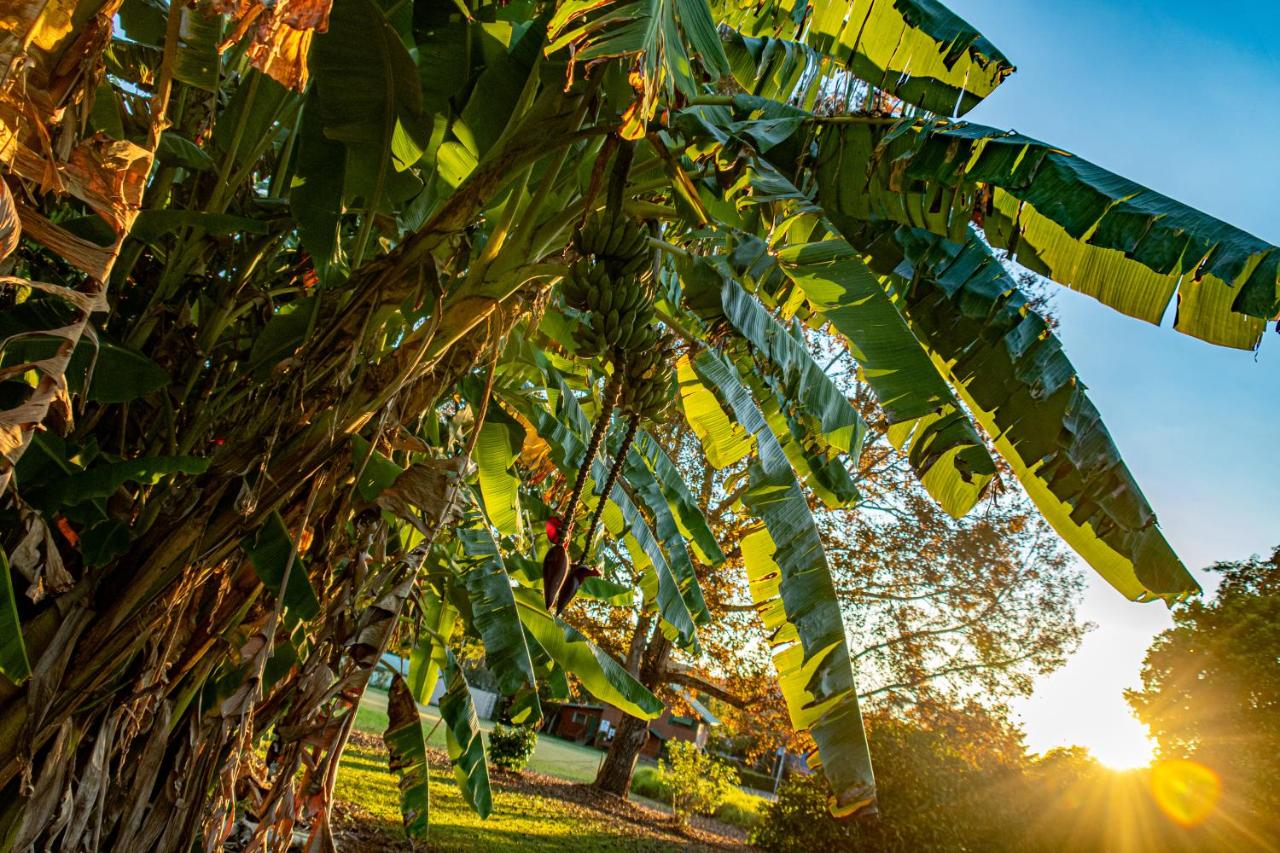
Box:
519 384 699 649
632 430 725 566
739 365 861 509
547 0 731 103
880 225 1200 602
777 238 996 516
614 436 711 625
722 31 835 109
719 273 866 459
816 120 1280 350
677 354 754 470
439 651 493 819
384 672 430 839
693 349 876 815
678 135 994 515
716 0 1013 116
457 524 541 722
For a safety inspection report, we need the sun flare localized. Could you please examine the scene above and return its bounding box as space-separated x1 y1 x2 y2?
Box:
1090 734 1156 771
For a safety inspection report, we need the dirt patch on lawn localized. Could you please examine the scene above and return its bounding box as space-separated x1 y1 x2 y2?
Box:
335 732 751 851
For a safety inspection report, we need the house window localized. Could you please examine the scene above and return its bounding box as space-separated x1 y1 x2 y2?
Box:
670 715 695 728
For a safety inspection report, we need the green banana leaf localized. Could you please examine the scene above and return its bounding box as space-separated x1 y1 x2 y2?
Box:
456 21 550 164
513 587 663 720
130 210 268 245
41 455 210 508
578 576 637 606
290 90 348 284
0 549 31 684
815 120 1280 349
351 435 405 502
384 671 431 839
242 512 321 621
776 238 996 516
310 0 430 215
693 349 876 815
408 586 458 704
439 651 493 819
458 524 542 721
211 70 296 169
632 430 725 566
523 621 572 701
473 405 525 537
715 0 1014 116
154 132 214 171
884 225 1201 602
719 275 866 457
548 0 731 99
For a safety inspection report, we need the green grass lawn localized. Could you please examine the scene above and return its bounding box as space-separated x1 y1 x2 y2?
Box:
355 688 608 783
336 741 689 851
339 689 759 850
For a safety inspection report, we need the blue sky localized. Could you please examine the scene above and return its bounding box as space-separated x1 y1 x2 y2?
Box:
950 0 1280 765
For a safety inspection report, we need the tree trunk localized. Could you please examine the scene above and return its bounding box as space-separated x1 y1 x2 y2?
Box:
594 712 651 796
594 623 671 796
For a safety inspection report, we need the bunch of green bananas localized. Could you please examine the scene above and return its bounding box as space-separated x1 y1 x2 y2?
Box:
564 259 656 356
573 215 651 279
617 332 675 420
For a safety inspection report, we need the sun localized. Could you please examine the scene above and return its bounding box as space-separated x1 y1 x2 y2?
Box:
1088 727 1156 771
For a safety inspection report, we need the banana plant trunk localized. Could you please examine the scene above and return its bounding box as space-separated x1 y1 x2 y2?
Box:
0 301 517 850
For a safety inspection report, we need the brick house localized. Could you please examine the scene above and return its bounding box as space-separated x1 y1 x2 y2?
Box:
541 689 719 758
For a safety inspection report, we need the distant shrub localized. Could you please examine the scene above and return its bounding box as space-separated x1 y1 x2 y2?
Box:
631 765 670 801
489 724 538 772
750 774 855 852
660 741 739 827
714 787 765 831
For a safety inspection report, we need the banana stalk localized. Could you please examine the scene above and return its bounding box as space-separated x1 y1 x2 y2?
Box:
561 368 623 542
581 412 641 561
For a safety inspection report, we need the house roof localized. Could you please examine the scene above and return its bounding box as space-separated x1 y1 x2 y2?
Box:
548 701 603 711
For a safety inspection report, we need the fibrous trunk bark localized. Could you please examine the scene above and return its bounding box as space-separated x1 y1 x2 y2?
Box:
0 298 513 851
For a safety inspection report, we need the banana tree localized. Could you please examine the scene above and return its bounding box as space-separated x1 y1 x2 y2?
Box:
0 0 1275 847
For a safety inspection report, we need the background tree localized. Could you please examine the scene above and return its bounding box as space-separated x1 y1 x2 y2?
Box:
1127 546 1280 834
751 703 1033 852
589 405 1088 792
754 707 1273 853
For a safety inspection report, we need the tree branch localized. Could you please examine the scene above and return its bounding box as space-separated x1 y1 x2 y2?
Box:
858 650 1043 701
664 670 750 710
